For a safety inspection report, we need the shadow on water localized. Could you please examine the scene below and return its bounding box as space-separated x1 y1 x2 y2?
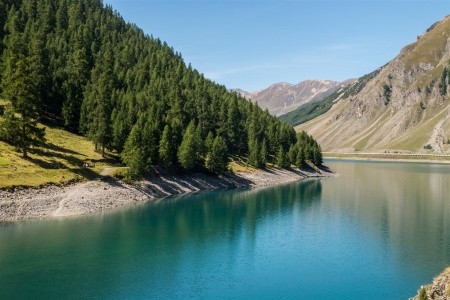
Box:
0 179 323 299
133 179 323 242
2 161 450 299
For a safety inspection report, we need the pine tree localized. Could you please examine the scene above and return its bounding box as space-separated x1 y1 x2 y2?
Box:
205 136 229 174
178 121 200 170
122 113 159 178
159 124 175 166
81 47 115 156
312 145 323 166
1 57 45 158
0 105 20 145
295 147 305 168
288 144 297 165
260 138 268 168
247 138 260 167
304 145 313 161
276 146 288 169
62 48 89 129
205 131 214 153
226 98 240 151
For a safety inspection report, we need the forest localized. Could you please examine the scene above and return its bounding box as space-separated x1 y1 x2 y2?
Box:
0 0 322 178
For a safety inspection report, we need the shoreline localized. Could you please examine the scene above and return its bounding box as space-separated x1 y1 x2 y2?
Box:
410 267 450 299
324 154 450 165
0 166 336 223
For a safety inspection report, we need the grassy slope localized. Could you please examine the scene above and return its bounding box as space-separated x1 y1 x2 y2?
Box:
0 119 129 189
296 17 450 154
280 67 382 127
0 121 256 189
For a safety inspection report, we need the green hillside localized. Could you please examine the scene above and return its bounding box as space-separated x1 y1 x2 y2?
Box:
0 119 126 189
0 0 322 187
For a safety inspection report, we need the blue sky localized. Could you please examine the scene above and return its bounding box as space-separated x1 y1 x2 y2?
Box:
104 0 449 91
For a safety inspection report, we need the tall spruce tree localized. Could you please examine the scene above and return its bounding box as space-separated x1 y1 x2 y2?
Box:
276 146 289 169
81 47 115 156
295 147 305 168
1 57 45 158
178 121 200 170
205 135 229 174
159 124 176 166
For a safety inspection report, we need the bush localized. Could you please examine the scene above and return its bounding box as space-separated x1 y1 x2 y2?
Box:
419 288 427 300
423 144 432 150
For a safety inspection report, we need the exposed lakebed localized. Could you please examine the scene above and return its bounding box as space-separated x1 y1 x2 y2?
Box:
1 160 449 299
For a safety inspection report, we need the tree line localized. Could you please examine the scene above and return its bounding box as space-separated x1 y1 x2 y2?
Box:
0 0 322 177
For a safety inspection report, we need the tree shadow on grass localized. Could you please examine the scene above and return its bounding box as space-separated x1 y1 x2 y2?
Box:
30 148 85 168
26 156 68 170
71 168 102 181
42 142 84 156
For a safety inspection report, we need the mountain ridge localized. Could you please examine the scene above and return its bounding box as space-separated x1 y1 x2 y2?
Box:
232 79 348 116
296 15 450 154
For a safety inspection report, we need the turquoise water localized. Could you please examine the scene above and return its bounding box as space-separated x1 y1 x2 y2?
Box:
1 160 450 299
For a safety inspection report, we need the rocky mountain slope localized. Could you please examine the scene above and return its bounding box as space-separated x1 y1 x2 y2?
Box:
233 80 343 116
297 15 450 154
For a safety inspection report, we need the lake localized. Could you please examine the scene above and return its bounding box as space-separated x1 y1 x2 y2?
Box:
1 160 450 299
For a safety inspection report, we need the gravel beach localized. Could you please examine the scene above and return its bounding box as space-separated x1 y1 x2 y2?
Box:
0 167 335 222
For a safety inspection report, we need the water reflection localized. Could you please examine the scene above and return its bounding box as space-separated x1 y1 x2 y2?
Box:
1 161 450 299
325 161 450 274
0 180 323 299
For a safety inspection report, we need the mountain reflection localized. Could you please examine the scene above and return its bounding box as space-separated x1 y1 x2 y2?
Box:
324 161 450 273
2 161 450 299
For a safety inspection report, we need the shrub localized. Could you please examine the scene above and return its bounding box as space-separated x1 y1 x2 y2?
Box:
419 288 427 300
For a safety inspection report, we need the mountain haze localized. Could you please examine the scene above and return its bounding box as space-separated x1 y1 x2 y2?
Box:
234 80 343 116
297 16 450 154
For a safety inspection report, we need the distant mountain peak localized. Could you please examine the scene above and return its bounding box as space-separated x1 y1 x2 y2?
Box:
232 79 347 116
296 15 450 154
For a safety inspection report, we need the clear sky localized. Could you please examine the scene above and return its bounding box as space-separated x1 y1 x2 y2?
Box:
103 0 449 91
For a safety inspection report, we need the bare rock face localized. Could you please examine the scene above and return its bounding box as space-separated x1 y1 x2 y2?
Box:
410 267 450 300
232 79 344 116
297 15 450 154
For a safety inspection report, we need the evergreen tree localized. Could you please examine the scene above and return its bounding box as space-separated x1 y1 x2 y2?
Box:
276 146 289 169
121 113 159 178
247 138 260 167
288 144 297 165
205 131 214 153
178 121 200 170
62 48 89 129
313 145 323 166
205 136 229 174
1 57 45 158
295 147 305 168
304 145 313 162
260 138 268 168
81 47 115 156
159 124 175 166
0 105 20 145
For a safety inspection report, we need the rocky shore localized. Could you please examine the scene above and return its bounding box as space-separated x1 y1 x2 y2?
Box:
411 268 450 300
0 166 335 222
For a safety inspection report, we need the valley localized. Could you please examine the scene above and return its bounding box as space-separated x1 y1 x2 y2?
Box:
291 16 450 155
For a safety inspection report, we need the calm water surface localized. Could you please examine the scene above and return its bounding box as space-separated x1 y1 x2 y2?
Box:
1 160 450 299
